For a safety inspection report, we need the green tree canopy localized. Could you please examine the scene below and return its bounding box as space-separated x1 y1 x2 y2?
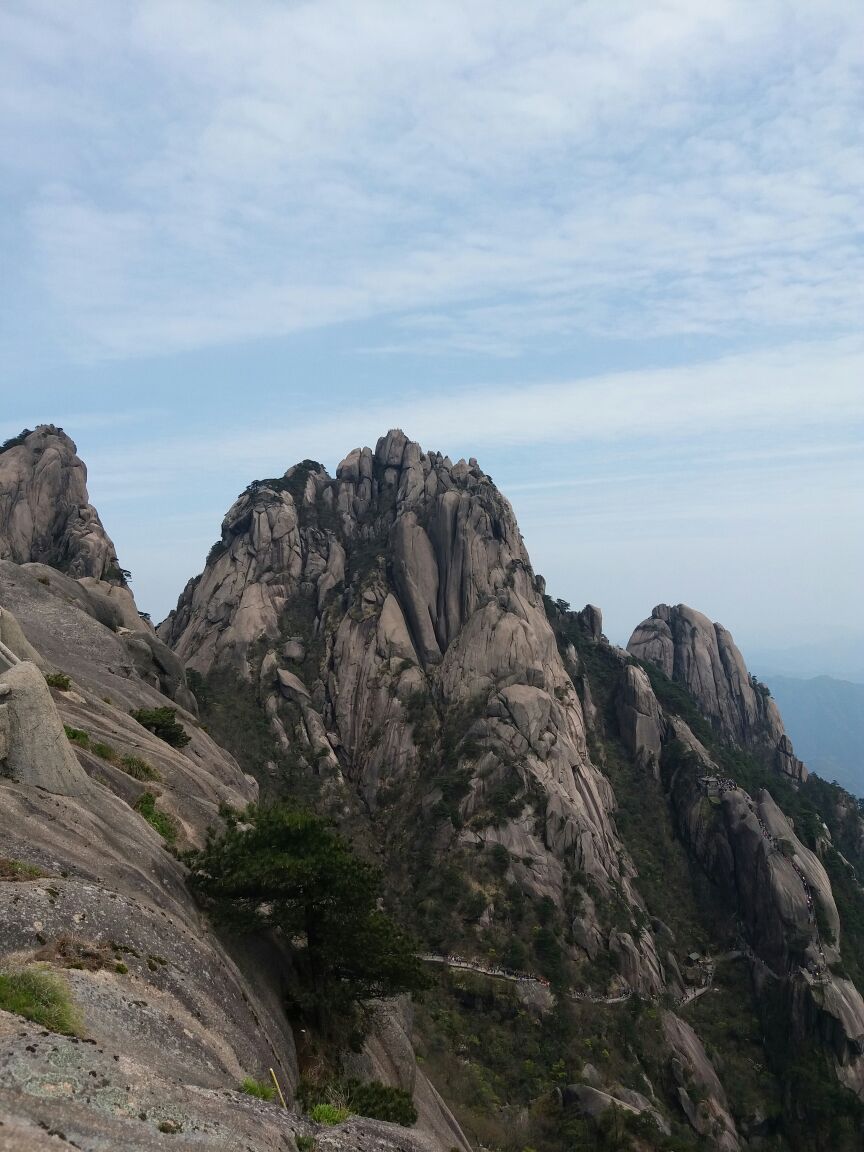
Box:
185 804 427 1033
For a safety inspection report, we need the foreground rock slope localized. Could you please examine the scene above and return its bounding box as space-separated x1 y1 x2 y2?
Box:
0 428 469 1152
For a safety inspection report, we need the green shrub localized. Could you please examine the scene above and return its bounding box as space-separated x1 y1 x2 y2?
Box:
114 962 128 974
344 1079 417 1126
296 1137 316 1152
309 1103 349 1125
0 968 80 1034
119 754 161 782
185 804 426 1039
64 725 90 748
0 857 50 881
91 741 117 763
239 1076 276 1100
44 672 71 690
0 429 33 453
130 707 190 749
134 792 179 845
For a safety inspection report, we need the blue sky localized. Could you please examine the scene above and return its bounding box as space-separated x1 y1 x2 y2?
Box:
2 1 863 664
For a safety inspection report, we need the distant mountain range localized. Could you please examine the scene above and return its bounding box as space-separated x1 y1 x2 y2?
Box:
762 674 864 797
749 636 864 684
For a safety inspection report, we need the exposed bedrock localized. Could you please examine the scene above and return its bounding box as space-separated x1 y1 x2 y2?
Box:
0 426 122 582
161 431 666 989
612 652 864 1100
627 602 807 782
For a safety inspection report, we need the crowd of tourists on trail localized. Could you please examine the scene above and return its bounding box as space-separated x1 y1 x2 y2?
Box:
705 778 746 797
418 953 553 988
419 953 716 1007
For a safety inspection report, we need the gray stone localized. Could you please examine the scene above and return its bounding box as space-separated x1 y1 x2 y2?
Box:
161 430 643 947
663 1012 739 1150
0 661 92 797
615 664 664 775
577 603 603 641
283 636 306 662
0 426 123 582
580 1062 603 1088
627 603 806 782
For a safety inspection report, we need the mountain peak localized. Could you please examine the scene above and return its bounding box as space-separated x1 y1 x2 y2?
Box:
627 601 807 782
0 424 124 584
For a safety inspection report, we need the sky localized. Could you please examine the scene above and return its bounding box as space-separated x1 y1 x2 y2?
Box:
1 1 863 665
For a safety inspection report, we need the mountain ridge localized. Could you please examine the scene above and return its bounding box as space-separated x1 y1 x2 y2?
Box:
1 423 864 1150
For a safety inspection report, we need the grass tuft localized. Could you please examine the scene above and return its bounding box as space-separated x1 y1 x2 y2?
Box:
120 754 161 781
0 967 81 1034
309 1103 350 1126
134 792 179 845
64 725 90 748
239 1076 276 1100
0 857 50 881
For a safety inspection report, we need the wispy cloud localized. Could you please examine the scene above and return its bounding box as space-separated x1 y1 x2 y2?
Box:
2 1 863 361
75 337 864 494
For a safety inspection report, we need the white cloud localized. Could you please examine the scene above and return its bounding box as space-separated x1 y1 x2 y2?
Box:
74 338 863 499
2 0 863 360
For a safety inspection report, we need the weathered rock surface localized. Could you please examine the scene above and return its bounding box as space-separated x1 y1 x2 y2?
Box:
662 1011 739 1151
605 638 864 1112
615 664 664 776
563 1080 670 1135
627 603 807 781
161 431 664 990
0 660 93 797
0 587 458 1150
0 1014 446 1151
344 999 471 1152
0 560 196 712
0 435 472 1152
0 427 122 583
662 704 864 1098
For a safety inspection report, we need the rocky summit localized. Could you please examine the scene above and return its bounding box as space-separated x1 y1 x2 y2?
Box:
2 424 864 1152
628 603 808 782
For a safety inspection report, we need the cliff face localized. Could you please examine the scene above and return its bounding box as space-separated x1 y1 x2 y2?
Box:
0 435 467 1152
161 430 668 994
0 425 200 713
0 426 122 583
5 423 864 1151
627 603 807 782
614 643 864 1101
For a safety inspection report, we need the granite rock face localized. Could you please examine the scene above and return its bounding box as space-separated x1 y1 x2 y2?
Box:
0 427 122 583
662 1012 739 1151
607 645 864 1107
0 427 197 711
643 675 864 1098
0 451 464 1151
627 603 807 782
615 664 664 776
0 586 458 1151
161 431 668 989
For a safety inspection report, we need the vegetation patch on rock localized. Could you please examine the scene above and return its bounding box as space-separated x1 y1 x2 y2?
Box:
130 706 191 749
134 791 179 845
0 967 81 1035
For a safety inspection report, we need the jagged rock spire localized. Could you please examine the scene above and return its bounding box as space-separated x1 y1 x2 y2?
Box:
627 603 806 782
0 424 124 583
